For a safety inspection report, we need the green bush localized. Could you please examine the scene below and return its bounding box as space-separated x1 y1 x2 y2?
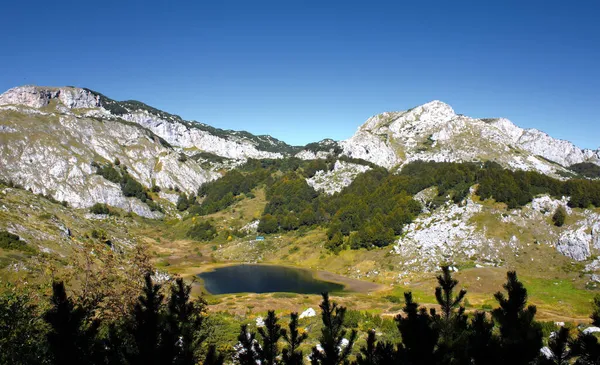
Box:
90 203 110 215
0 231 33 253
94 163 121 184
552 206 566 227
176 194 190 211
121 172 148 202
146 200 164 213
187 221 217 241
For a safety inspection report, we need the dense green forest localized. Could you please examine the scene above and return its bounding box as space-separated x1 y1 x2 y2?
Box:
181 159 600 251
569 163 600 179
2 265 599 365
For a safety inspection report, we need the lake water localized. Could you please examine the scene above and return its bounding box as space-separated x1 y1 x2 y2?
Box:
197 264 345 294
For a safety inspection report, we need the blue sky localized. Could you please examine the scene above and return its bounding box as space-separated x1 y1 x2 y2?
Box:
1 0 599 148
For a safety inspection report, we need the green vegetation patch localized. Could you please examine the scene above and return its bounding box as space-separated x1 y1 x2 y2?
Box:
0 231 35 253
569 162 600 179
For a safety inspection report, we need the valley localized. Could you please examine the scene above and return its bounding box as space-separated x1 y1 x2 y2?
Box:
1 85 600 363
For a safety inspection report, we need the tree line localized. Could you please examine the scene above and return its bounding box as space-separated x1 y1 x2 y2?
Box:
2 266 600 364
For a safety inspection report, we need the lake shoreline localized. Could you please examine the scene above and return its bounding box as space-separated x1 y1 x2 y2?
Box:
188 262 382 294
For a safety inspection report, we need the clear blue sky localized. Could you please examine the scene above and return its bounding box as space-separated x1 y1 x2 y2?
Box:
1 0 599 148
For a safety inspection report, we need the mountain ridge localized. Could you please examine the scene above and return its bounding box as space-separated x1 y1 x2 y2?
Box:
1 84 599 217
2 85 598 171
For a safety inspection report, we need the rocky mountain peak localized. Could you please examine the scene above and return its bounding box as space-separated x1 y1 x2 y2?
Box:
0 85 302 160
0 85 101 109
341 100 599 173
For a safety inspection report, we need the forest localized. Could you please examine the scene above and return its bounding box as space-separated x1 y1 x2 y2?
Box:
2 263 599 365
178 159 600 251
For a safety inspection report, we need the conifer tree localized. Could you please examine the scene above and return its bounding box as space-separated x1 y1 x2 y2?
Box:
44 281 100 365
203 344 225 365
354 329 397 365
354 329 378 365
127 274 165 365
165 277 207 365
492 271 543 365
395 292 438 365
552 206 567 227
282 312 308 365
434 266 469 365
571 294 600 365
467 312 498 365
257 310 283 365
310 292 357 365
571 332 600 365
537 326 572 365
236 324 260 365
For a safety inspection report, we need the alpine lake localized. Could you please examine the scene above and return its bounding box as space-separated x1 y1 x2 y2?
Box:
197 264 346 295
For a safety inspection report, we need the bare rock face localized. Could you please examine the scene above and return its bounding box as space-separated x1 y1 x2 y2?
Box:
393 197 497 272
530 196 572 216
340 100 600 174
0 86 100 109
121 112 283 160
556 227 592 261
0 85 303 217
0 96 219 217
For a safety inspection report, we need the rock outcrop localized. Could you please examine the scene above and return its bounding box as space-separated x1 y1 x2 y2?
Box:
306 160 371 195
556 227 592 261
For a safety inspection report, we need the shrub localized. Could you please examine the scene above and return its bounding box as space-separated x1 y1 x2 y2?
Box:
569 162 600 178
94 163 121 184
90 203 110 215
121 172 149 202
176 194 190 211
146 200 164 213
0 231 23 250
187 221 217 241
552 206 566 227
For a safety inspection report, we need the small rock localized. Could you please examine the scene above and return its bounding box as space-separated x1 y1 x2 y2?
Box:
300 308 316 319
255 317 265 328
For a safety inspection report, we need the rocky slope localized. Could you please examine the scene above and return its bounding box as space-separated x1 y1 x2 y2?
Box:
340 101 600 175
1 85 599 219
0 86 300 160
0 85 305 217
393 190 600 278
0 88 226 217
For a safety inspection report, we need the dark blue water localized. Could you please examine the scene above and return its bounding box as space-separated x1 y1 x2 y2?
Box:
198 264 344 294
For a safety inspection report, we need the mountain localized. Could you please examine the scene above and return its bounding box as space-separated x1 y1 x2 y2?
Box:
0 86 305 217
340 100 600 174
1 85 598 218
